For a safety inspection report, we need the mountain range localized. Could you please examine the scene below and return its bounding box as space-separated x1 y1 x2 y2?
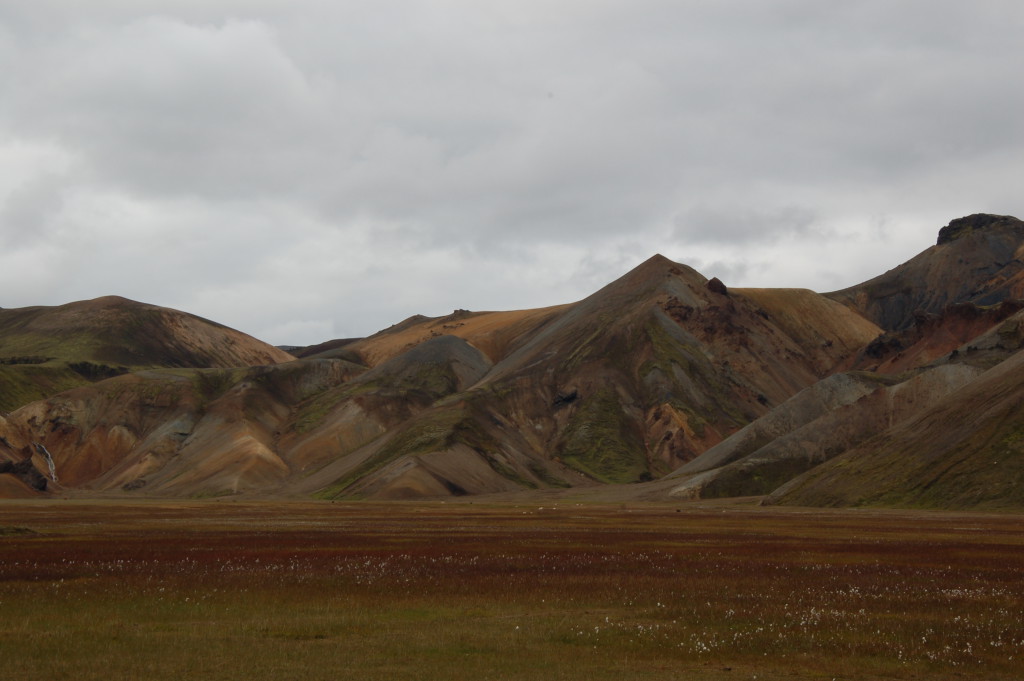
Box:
2 213 1023 509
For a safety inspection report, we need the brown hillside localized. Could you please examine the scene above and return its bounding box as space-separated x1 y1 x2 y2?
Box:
339 304 573 367
0 295 294 368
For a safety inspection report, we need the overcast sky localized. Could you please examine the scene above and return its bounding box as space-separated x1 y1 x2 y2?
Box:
2 1 1022 345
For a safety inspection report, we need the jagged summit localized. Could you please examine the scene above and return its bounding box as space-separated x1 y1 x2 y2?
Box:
936 213 1023 245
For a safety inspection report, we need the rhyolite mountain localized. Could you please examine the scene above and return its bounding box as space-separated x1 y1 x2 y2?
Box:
3 214 1024 509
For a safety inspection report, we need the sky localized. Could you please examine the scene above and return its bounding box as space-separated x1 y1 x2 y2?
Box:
1 1 1022 346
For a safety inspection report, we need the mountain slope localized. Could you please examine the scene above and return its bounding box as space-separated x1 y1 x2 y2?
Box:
0 359 366 496
657 214 1024 510
766 346 1024 510
333 305 573 367
666 363 982 500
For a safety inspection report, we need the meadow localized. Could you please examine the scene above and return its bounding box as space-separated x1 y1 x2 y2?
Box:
1 499 1022 680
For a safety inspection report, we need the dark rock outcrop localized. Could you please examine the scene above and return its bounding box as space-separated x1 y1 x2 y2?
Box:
707 277 728 295
937 213 1020 245
0 459 47 491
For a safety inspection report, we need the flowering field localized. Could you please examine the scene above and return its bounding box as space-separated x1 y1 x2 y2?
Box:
1 500 1022 680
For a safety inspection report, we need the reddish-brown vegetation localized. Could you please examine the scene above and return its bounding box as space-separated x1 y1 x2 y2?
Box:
1 501 1022 680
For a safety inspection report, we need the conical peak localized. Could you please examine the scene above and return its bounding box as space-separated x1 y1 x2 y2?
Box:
566 254 711 319
642 253 674 267
625 253 705 283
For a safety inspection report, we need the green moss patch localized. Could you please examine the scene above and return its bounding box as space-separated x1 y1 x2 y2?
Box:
0 365 89 412
556 389 647 484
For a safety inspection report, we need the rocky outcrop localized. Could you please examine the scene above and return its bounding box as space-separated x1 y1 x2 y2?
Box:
706 277 728 295
0 459 47 492
937 213 1021 245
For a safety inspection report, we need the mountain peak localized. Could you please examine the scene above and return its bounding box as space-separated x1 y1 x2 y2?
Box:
643 253 674 266
936 214 1022 245
627 253 702 280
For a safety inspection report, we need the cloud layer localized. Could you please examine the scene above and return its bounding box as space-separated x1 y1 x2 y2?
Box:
2 1 1022 344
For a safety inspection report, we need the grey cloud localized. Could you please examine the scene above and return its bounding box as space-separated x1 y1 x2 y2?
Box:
673 205 821 245
1 1 1022 345
0 172 68 248
7 17 338 200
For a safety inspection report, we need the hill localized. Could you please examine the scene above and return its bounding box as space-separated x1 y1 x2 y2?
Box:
0 296 294 411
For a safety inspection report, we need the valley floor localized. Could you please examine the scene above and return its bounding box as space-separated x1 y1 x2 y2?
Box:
1 499 1022 680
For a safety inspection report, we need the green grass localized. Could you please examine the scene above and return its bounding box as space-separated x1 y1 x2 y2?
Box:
0 329 105 364
292 384 356 434
0 365 89 411
1 501 1022 680
557 389 647 483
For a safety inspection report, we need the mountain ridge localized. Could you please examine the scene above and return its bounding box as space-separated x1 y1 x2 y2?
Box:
3 214 1024 509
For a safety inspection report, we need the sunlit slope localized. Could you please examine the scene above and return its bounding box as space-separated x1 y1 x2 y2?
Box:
321 304 573 367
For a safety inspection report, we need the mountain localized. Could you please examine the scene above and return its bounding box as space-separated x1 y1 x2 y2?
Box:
0 255 877 500
826 213 1024 331
662 214 1024 509
0 296 294 412
292 256 878 500
4 213 1024 508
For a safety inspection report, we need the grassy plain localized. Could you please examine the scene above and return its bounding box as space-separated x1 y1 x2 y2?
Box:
1 499 1022 680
